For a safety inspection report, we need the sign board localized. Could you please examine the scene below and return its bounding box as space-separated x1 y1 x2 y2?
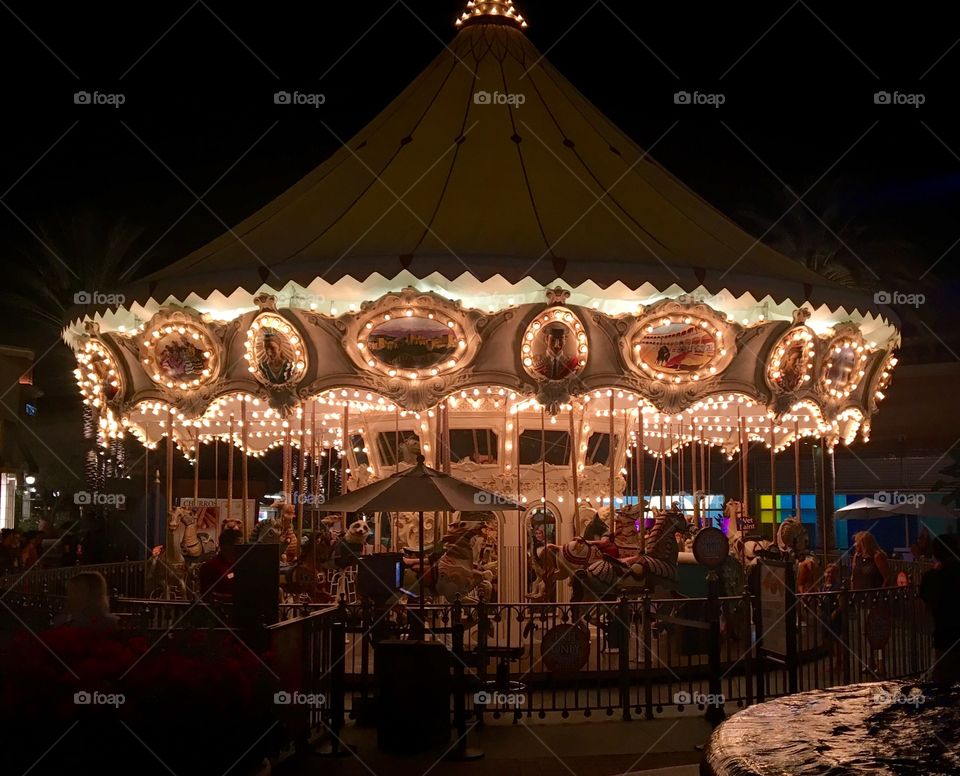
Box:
758 560 789 657
178 498 257 541
541 623 590 673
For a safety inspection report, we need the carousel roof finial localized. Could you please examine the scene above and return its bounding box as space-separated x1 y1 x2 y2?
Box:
456 0 528 30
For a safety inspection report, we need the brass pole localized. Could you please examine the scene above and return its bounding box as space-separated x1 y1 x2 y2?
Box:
794 419 802 521
608 393 616 530
659 422 666 509
770 424 778 537
193 432 200 501
341 403 349 495
227 415 234 528
298 407 306 553
638 408 646 552
569 404 580 529
241 399 249 541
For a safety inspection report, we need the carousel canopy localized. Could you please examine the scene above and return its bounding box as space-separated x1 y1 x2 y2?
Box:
66 2 902 501
85 0 889 325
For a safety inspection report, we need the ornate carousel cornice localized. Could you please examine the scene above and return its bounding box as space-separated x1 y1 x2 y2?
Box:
72 284 898 459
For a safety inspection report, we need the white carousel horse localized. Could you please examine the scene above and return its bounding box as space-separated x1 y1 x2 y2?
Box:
575 507 689 599
168 506 216 561
402 522 493 603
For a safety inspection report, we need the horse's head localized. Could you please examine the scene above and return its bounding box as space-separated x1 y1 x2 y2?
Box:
168 506 193 531
724 499 744 521
777 516 810 556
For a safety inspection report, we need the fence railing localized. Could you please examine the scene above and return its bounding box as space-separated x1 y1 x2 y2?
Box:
2 574 935 729
1 560 148 598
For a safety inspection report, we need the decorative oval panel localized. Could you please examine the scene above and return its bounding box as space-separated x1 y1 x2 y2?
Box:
821 334 869 400
521 307 588 381
75 338 123 408
630 312 730 383
767 327 816 394
245 313 307 386
358 309 466 379
141 314 219 391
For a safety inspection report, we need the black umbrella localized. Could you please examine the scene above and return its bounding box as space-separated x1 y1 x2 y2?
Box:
318 456 521 626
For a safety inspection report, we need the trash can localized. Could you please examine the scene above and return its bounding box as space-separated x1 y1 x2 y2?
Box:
376 640 450 753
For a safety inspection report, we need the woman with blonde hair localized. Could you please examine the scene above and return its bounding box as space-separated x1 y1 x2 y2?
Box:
851 530 890 590
54 571 118 629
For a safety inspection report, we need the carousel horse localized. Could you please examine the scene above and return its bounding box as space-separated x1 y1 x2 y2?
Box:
575 507 689 600
402 522 492 602
776 515 810 557
168 506 216 562
538 537 603 585
145 545 188 600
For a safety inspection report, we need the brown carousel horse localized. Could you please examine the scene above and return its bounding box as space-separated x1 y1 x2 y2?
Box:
575 507 689 600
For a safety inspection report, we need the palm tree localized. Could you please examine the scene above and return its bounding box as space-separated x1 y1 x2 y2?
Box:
3 213 146 493
2 213 144 329
740 181 948 362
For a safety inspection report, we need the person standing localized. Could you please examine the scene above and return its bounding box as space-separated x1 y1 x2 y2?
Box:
919 534 960 684
199 529 241 602
851 531 890 589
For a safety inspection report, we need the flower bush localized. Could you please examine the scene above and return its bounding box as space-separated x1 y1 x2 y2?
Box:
3 626 281 775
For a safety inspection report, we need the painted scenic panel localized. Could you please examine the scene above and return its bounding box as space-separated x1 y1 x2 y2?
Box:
367 317 457 369
635 321 716 373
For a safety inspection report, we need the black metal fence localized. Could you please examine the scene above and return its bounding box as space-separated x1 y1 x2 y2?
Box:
1 560 148 598
1 568 935 743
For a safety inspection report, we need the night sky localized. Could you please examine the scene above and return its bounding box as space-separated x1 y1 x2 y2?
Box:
2 0 959 381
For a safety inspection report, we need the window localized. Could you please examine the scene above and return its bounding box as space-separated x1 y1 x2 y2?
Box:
376 431 421 467
449 429 498 464
585 432 616 465
350 434 369 466
518 430 571 465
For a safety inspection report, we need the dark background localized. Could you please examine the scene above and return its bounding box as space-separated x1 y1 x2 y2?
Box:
2 0 958 386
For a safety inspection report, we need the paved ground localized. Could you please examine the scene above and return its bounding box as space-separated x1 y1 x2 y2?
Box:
280 717 709 776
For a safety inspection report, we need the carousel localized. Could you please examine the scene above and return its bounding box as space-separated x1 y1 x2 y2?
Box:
65 0 899 604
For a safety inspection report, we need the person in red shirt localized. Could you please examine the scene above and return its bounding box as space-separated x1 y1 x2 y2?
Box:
199 529 241 601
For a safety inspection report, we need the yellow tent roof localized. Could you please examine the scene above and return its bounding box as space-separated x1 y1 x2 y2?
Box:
135 9 875 312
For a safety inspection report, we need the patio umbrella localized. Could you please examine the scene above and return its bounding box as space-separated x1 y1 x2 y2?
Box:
834 497 899 520
836 497 956 549
317 455 521 628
